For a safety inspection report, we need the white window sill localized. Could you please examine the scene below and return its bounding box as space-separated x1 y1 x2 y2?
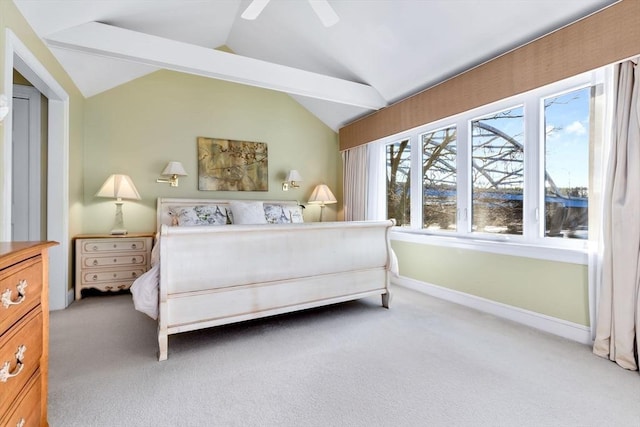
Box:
390 228 588 265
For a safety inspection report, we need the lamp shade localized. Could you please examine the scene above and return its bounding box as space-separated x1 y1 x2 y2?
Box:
308 184 337 204
161 161 188 177
95 174 141 200
285 170 303 182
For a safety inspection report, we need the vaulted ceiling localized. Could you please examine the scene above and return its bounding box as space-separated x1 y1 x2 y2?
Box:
14 0 617 131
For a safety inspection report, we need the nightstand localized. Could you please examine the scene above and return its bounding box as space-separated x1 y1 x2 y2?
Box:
74 233 154 300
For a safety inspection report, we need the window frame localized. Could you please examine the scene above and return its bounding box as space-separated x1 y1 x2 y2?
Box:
371 69 607 264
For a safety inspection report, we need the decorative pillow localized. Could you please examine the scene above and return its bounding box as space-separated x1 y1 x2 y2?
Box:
264 203 292 224
289 205 304 223
169 205 229 226
228 201 268 225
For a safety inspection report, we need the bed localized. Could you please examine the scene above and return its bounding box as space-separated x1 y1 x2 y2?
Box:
131 197 396 361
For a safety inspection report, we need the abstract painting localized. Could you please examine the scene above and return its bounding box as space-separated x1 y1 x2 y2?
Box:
197 137 268 191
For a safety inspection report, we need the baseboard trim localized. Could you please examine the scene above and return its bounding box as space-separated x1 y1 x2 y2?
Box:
393 276 593 345
66 288 74 308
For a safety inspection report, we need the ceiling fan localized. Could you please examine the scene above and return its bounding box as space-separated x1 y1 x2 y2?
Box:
241 0 339 27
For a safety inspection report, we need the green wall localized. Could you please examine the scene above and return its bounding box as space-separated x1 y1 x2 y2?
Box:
392 240 590 326
82 70 341 233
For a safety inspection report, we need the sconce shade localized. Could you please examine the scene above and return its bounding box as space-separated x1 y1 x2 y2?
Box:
95 174 141 200
308 184 337 204
285 170 303 183
161 161 188 177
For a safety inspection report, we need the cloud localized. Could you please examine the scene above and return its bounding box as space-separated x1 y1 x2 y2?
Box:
565 120 587 135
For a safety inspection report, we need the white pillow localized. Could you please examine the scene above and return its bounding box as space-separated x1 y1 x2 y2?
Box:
229 201 268 225
289 205 304 223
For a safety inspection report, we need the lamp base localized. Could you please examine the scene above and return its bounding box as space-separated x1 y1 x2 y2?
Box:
110 229 128 235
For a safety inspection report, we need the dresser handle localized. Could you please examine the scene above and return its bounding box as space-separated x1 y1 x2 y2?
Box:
132 272 138 278
0 345 26 383
17 418 25 427
132 257 137 263
131 243 137 249
93 260 98 266
92 275 98 281
1 280 27 308
92 245 98 250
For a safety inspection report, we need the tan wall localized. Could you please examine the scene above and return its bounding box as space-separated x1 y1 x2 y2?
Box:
82 70 341 233
340 0 640 150
392 241 590 326
1 0 85 292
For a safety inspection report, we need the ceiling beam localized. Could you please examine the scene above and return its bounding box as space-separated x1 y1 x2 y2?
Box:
45 22 386 110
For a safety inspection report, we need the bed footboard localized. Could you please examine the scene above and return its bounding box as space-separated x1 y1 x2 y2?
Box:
157 214 395 360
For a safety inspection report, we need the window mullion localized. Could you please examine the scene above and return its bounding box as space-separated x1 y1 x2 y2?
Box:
523 96 542 241
410 134 422 229
456 120 471 235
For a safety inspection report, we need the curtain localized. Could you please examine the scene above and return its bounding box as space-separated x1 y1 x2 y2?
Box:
593 59 640 371
342 145 369 221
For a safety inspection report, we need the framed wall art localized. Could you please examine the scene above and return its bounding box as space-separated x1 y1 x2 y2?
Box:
197 137 268 191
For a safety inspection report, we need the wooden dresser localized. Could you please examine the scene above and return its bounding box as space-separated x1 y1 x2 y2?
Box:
0 241 57 427
75 233 153 300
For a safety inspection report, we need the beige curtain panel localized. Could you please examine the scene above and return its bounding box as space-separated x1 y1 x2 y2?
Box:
342 145 369 221
593 59 640 371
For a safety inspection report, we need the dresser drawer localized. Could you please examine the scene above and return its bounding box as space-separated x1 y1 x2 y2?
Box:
80 238 149 253
80 267 147 284
0 371 41 427
81 254 147 269
0 257 41 335
0 309 42 415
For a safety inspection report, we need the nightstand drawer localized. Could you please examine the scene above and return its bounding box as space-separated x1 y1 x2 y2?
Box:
0 257 42 335
81 254 147 268
80 267 147 284
0 309 42 416
80 238 149 253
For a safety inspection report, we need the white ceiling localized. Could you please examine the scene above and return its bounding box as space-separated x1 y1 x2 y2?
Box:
14 0 617 131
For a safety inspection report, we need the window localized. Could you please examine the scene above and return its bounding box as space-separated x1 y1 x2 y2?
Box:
379 70 605 253
422 127 457 232
471 107 524 235
386 139 411 226
543 87 591 239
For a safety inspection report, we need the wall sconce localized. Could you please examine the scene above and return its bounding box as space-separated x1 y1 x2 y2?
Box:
282 170 303 191
95 174 141 235
157 161 188 187
308 184 337 222
0 94 9 123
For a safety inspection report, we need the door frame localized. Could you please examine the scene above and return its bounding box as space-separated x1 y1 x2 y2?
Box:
3 29 70 310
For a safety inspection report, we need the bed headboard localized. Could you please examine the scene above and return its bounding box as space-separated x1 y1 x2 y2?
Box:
156 198 301 232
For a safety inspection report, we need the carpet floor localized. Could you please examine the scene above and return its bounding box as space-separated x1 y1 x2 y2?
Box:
48 285 640 427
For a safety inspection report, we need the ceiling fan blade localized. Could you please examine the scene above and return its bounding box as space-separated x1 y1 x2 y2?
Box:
241 0 271 20
308 0 339 27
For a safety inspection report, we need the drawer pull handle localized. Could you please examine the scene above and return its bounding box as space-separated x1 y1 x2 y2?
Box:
17 418 26 427
0 345 26 383
132 257 137 263
132 272 138 278
93 260 98 266
92 275 98 281
92 245 98 250
118 284 127 290
1 280 28 308
113 244 117 248
131 243 137 249
113 258 117 263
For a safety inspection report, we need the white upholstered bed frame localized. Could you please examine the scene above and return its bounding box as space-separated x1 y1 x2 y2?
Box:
155 198 395 361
